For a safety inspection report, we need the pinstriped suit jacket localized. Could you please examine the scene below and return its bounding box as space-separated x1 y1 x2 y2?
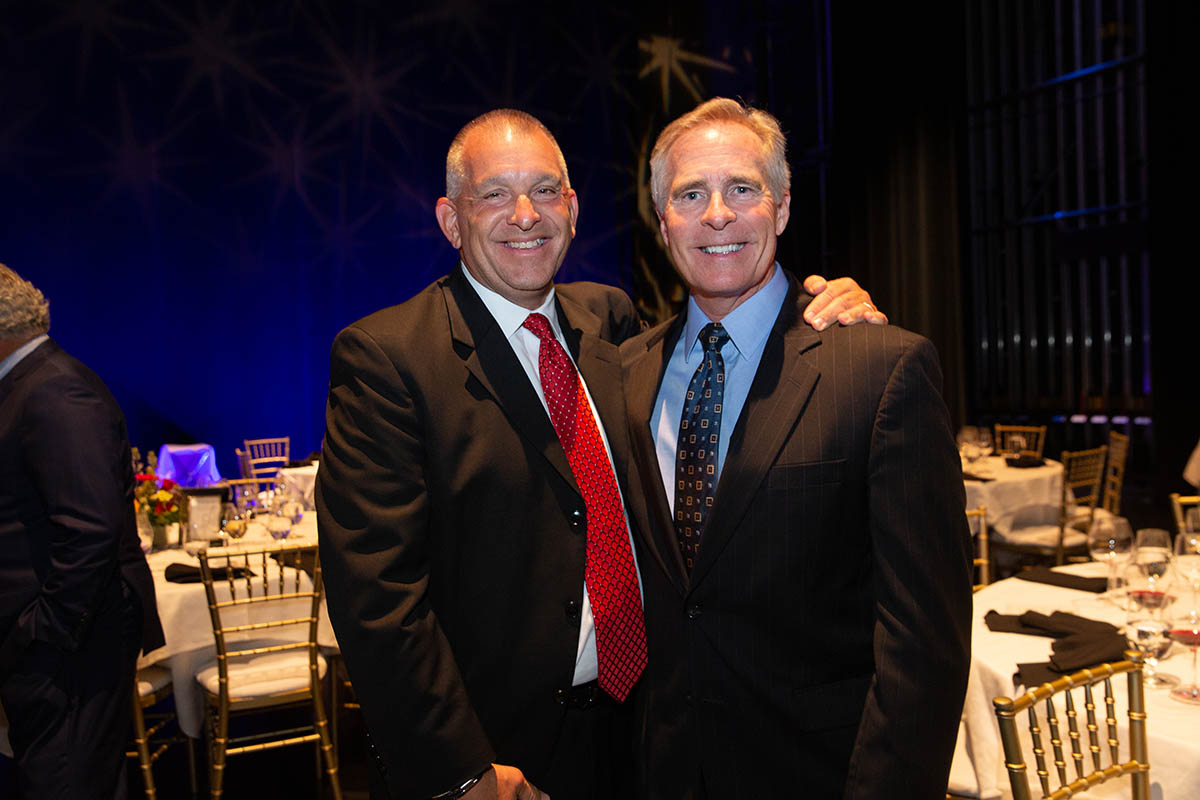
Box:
621 273 972 799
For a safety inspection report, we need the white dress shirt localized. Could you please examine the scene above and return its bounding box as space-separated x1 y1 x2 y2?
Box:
462 266 641 686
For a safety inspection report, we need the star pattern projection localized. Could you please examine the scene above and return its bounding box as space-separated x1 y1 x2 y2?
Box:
638 35 736 112
148 0 279 114
238 111 335 215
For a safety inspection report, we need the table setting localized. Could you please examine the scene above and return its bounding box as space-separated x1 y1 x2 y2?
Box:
949 515 1200 798
957 426 1064 535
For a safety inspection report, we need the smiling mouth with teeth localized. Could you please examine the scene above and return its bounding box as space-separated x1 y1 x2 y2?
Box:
504 238 546 250
700 243 746 254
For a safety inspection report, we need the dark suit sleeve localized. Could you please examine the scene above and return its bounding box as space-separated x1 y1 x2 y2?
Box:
844 336 972 799
315 325 495 799
3 373 125 661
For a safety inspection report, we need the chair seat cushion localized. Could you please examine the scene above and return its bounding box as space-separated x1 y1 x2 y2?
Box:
195 643 326 699
993 523 1088 549
136 665 172 697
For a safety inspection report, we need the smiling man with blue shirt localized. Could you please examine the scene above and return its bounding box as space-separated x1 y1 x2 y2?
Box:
621 98 972 799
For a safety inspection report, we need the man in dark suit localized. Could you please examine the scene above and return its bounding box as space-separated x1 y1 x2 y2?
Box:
621 99 972 799
315 110 882 800
0 264 165 799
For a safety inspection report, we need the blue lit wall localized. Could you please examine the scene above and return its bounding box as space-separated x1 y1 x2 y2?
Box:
1 3 821 478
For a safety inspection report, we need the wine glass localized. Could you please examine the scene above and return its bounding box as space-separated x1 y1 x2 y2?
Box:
1175 532 1200 601
1125 551 1174 618
1124 618 1179 689
977 428 994 459
1168 600 1200 705
220 503 248 542
1088 516 1135 600
957 426 981 465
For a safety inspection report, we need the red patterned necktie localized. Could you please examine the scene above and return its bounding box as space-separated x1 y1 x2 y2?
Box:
522 312 647 702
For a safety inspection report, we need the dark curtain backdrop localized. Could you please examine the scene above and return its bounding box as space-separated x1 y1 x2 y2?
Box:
1 1 968 476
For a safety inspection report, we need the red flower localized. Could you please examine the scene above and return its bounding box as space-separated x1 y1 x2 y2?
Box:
154 501 168 514
136 473 155 482
161 478 176 490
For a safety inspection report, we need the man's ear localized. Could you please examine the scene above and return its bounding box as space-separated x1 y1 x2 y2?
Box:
566 188 579 238
657 208 670 248
435 197 461 249
775 191 791 236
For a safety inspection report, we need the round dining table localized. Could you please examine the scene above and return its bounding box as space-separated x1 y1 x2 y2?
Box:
962 455 1064 533
948 562 1200 799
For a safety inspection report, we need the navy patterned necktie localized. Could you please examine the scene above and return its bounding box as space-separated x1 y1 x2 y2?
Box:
674 322 730 572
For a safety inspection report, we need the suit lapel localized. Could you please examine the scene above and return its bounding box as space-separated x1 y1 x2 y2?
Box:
442 267 578 495
688 281 822 588
624 316 689 595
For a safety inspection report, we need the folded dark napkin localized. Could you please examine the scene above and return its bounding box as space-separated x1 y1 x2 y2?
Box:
962 471 995 482
164 563 255 584
989 609 1127 688
1005 454 1045 468
1015 567 1107 593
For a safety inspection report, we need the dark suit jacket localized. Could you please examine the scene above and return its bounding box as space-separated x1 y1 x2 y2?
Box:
0 338 164 678
316 266 642 799
621 276 972 799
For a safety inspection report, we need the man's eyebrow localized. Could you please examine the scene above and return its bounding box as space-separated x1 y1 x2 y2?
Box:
725 174 764 190
474 173 562 192
671 175 764 196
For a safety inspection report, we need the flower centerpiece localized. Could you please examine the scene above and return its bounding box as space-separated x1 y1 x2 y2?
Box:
133 448 187 548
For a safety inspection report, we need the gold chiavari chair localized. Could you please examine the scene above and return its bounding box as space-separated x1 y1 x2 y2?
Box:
127 665 196 799
991 446 1107 568
242 437 289 481
1101 431 1130 515
195 543 341 800
966 505 990 590
1170 493 1200 538
995 424 1048 459
992 652 1149 800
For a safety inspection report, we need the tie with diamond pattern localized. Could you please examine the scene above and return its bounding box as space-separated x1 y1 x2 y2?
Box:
522 312 646 702
674 322 730 572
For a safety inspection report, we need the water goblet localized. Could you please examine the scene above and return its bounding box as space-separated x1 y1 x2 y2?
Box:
1088 516 1134 601
1124 618 1179 689
220 503 248 542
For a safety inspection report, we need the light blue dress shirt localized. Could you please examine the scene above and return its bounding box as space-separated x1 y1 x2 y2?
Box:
0 334 49 382
650 264 789 510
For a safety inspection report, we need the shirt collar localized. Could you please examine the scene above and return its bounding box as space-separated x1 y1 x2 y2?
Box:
460 262 563 341
682 263 787 363
0 334 49 382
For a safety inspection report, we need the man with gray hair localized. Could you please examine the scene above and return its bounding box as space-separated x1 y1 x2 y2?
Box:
0 264 164 799
316 108 882 800
621 98 971 799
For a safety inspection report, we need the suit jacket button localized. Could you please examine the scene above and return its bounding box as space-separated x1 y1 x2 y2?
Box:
684 692 695 705
555 688 569 705
686 603 702 619
569 508 585 531
564 599 580 620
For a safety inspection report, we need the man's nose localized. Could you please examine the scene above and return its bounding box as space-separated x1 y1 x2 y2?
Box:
702 192 735 228
510 194 540 229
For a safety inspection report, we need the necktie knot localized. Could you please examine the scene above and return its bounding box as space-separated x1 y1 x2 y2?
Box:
523 312 555 342
699 322 730 355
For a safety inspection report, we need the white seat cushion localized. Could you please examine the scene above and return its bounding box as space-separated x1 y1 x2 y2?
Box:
136 665 172 697
992 523 1088 549
195 643 326 699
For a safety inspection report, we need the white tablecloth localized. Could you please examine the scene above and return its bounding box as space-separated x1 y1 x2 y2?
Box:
139 514 336 738
277 463 319 509
964 456 1064 532
949 562 1200 798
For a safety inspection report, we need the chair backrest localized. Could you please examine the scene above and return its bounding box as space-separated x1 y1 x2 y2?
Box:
1170 493 1200 537
196 543 323 705
992 652 1148 800
1057 445 1107 564
966 505 990 589
243 437 290 480
995 425 1048 458
1102 431 1130 514
234 447 253 480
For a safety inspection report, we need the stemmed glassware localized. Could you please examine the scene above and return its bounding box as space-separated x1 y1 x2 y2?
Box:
1088 516 1135 601
220 502 248 543
1174 531 1200 603
1168 592 1200 705
1124 534 1178 688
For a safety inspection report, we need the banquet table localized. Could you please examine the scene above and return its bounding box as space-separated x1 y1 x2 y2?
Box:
948 562 1200 799
963 456 1064 532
